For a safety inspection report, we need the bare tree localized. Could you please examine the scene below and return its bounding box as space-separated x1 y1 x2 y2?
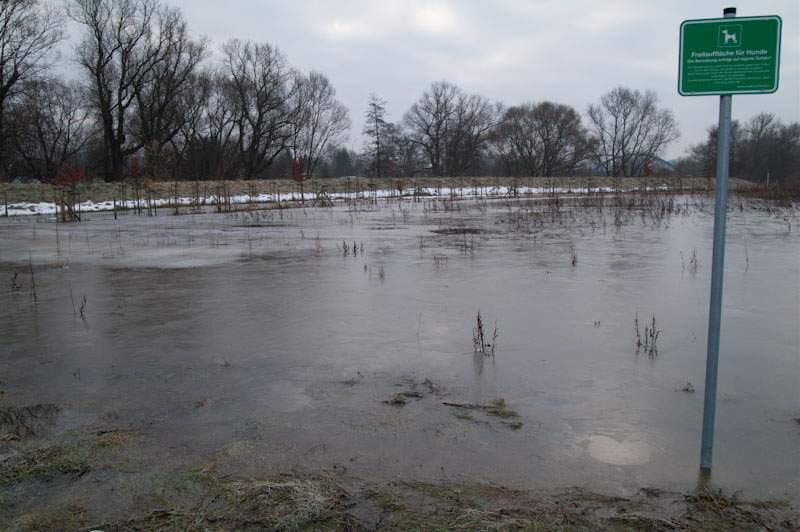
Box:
742 113 781 181
587 87 678 177
291 71 350 177
766 121 800 184
679 121 743 178
362 93 389 178
403 81 457 176
71 0 161 180
384 123 422 177
404 81 499 177
446 93 501 176
681 113 800 183
493 102 591 176
197 72 239 179
132 6 207 178
9 79 91 179
0 0 63 174
221 38 300 179
165 71 212 179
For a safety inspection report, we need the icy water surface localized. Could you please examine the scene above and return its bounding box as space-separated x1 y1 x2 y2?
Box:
0 194 798 514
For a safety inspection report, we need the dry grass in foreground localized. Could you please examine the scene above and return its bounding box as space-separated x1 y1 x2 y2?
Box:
14 472 796 531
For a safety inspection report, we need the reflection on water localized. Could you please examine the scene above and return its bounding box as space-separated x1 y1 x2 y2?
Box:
587 434 653 466
0 195 798 503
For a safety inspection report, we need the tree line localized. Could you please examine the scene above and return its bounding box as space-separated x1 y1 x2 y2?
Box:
676 113 800 184
359 84 680 180
2 0 351 183
1 0 797 184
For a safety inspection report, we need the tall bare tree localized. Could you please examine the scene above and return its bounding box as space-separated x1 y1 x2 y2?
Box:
9 79 91 179
587 87 678 177
197 73 239 179
680 113 799 183
165 71 212 179
222 39 299 179
403 81 456 176
132 7 207 178
71 0 158 179
445 92 501 176
0 0 63 175
404 81 498 177
291 71 350 177
71 0 203 180
493 102 591 176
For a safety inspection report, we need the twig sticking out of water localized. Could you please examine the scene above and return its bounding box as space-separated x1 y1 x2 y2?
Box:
473 311 498 356
688 249 699 274
473 311 485 353
69 282 76 315
28 253 37 304
744 242 749 272
79 296 87 322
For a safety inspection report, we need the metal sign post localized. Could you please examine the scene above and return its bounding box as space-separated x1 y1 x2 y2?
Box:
699 9 736 471
678 7 782 472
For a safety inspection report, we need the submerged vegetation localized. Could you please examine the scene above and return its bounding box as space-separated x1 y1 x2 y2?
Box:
635 313 662 357
0 404 60 440
444 398 523 430
0 443 91 486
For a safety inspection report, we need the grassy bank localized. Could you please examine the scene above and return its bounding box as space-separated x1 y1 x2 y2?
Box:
2 404 796 530
7 466 798 531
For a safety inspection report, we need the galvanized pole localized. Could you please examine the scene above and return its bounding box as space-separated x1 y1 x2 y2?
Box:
700 6 736 473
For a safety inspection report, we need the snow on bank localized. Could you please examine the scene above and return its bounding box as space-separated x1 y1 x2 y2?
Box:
1 184 661 217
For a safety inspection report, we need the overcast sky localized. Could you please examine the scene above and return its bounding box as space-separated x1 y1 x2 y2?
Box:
67 0 800 159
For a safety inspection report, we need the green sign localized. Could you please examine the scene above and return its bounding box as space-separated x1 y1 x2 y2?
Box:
679 16 781 96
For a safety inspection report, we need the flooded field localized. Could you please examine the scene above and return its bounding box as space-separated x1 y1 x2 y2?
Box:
0 192 798 526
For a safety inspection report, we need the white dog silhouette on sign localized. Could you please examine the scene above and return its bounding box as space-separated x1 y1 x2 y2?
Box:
722 29 737 44
718 25 742 47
